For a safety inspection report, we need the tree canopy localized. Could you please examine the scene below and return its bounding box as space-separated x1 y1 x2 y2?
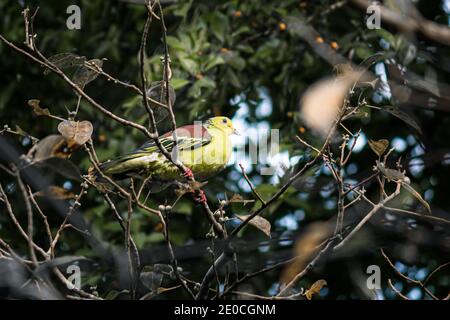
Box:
0 0 449 300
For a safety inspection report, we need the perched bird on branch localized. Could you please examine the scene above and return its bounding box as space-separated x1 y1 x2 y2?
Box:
94 116 238 183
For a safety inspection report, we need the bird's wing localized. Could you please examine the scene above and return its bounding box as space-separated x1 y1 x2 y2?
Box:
97 124 212 178
132 124 212 155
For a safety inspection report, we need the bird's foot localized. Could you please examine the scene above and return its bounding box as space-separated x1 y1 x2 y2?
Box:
195 190 207 204
182 168 194 180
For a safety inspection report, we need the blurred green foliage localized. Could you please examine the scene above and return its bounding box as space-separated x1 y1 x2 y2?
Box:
1 0 449 300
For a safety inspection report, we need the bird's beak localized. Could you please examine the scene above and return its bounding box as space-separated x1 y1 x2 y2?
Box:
232 128 241 135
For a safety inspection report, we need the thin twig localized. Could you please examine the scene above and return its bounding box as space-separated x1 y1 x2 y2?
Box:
333 182 402 251
16 172 38 266
388 279 409 300
162 206 196 299
238 163 266 204
380 248 438 300
0 183 48 258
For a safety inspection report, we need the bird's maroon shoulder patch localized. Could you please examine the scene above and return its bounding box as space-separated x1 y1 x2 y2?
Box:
162 124 211 140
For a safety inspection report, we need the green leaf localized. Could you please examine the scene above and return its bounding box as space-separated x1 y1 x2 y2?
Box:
172 0 193 17
208 12 229 42
236 44 255 54
225 68 242 89
374 29 396 47
222 51 246 70
166 36 186 51
355 45 373 60
189 76 215 98
170 78 190 90
174 200 193 215
203 55 225 71
178 55 198 75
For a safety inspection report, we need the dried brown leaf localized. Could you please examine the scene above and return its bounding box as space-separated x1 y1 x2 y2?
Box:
236 214 271 237
35 186 76 200
72 59 103 89
34 134 72 160
304 279 327 300
368 139 389 157
57 120 93 146
28 99 51 117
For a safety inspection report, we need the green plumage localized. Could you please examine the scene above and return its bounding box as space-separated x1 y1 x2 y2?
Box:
97 117 236 182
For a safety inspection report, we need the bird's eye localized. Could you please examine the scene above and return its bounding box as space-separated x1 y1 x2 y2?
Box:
222 119 227 124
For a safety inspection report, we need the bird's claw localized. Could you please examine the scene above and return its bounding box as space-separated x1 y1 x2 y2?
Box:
195 190 207 204
182 168 194 180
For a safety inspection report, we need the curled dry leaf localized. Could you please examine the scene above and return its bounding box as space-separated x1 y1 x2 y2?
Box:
28 99 51 117
304 279 327 300
236 214 271 237
57 120 93 147
382 106 422 135
34 186 76 200
300 71 364 137
375 160 430 213
401 184 432 215
368 139 389 157
376 160 408 182
73 59 103 89
280 222 331 286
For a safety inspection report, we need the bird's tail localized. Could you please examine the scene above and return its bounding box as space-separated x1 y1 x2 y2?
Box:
89 152 150 181
87 152 172 193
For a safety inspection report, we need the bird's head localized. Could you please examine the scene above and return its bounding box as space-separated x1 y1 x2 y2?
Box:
205 116 239 135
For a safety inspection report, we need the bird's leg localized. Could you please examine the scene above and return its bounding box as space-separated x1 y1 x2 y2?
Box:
195 190 207 204
182 168 194 180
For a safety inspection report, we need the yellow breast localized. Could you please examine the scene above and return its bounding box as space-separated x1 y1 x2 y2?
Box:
179 127 232 179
